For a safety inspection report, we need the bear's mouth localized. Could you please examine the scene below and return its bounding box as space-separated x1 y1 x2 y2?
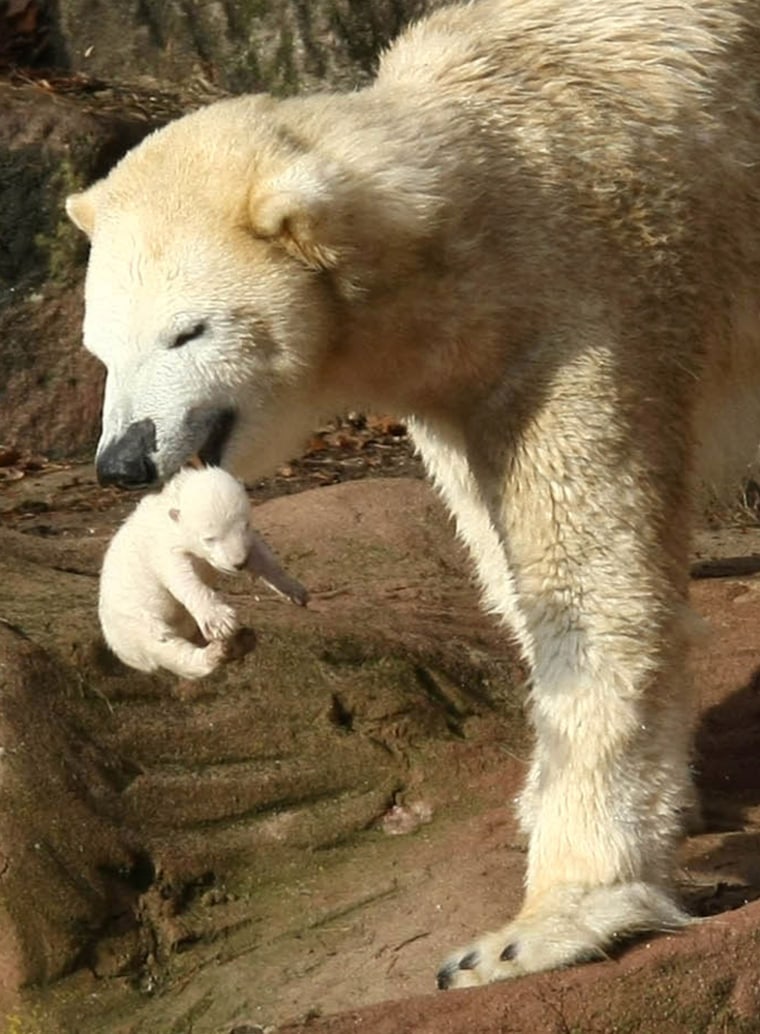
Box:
196 407 237 467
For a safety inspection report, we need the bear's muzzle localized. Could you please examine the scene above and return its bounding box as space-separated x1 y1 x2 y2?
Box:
96 418 158 488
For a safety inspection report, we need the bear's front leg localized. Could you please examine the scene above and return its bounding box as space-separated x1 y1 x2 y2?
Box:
428 385 698 988
159 553 239 643
438 636 695 986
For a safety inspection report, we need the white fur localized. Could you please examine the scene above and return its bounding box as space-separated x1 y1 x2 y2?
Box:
99 467 306 679
70 0 760 986
99 467 248 678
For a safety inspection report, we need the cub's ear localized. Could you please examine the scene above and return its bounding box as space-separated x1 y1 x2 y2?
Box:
65 188 98 238
168 508 180 523
249 158 340 270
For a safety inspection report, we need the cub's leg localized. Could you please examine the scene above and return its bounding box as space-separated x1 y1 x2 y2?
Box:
157 554 239 642
246 529 309 606
147 633 227 680
415 380 697 988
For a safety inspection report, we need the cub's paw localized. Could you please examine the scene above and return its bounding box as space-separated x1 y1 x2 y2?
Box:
437 882 690 990
201 639 228 672
200 604 239 642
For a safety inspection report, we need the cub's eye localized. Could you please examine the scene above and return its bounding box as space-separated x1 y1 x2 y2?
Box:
170 322 207 349
202 535 217 545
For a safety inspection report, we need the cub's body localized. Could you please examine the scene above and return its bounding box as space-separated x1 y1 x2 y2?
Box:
99 467 249 679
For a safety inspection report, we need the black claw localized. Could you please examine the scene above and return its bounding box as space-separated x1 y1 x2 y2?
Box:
436 949 482 990
436 963 455 990
458 950 480 971
500 942 518 961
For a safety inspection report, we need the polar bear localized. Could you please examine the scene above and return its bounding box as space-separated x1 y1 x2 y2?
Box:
66 0 760 989
99 466 308 679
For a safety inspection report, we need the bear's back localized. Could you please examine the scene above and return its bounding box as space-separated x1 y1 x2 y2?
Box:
378 0 758 120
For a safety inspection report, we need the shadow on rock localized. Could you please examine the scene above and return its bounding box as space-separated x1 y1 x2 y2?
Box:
0 478 527 1032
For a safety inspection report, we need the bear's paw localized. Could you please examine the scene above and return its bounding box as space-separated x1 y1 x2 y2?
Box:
436 881 691 989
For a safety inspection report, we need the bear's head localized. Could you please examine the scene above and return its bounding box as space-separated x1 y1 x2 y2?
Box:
168 466 253 575
65 95 405 488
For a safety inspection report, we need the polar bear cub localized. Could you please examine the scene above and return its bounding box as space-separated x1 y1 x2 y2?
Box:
99 466 307 679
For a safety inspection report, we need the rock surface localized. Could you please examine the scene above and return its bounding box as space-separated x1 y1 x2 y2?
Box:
51 0 442 96
1 470 760 1033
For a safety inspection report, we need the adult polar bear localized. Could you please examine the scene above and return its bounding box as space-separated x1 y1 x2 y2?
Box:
66 0 760 990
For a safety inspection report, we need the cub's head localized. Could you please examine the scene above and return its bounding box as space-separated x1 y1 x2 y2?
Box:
168 467 252 574
66 96 361 488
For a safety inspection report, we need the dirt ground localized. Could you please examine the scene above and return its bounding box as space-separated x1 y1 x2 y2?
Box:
2 432 760 1034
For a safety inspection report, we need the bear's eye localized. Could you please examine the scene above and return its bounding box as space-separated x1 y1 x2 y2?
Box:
170 322 207 349
202 535 217 545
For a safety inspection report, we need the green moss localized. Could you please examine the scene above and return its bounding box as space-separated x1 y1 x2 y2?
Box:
32 155 89 286
0 144 88 295
1 1007 49 1034
272 23 299 95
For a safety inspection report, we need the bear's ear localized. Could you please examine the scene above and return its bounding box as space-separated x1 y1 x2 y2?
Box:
249 158 340 271
65 189 98 238
169 508 180 523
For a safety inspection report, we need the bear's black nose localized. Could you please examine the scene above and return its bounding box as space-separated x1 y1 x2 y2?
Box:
96 419 158 487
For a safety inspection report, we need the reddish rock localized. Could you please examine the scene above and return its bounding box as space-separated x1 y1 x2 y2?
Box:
0 477 759 1034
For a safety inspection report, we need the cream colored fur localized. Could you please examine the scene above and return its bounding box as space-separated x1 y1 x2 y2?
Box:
99 467 306 679
69 0 760 986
